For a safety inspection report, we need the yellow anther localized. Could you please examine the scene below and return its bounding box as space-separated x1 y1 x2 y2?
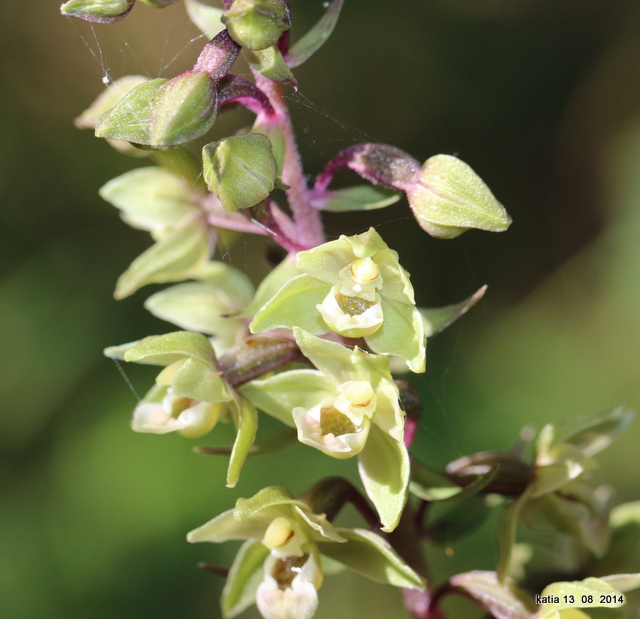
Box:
349 257 379 284
263 517 294 549
344 382 374 407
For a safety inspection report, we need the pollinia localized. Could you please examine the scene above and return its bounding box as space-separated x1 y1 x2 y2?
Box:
61 1 640 618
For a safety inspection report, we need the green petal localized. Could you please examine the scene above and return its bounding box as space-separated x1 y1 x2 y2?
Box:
194 261 255 305
420 285 487 337
243 255 300 315
295 236 354 284
95 78 168 145
123 331 216 366
234 486 302 520
318 528 425 590
222 540 270 618
227 396 259 488
286 0 344 69
100 167 199 235
366 298 425 373
250 275 329 334
357 424 409 532
239 369 336 426
293 506 346 543
184 0 225 40
373 249 415 304
449 571 536 619
114 214 213 300
600 573 640 593
310 185 400 212
187 509 268 544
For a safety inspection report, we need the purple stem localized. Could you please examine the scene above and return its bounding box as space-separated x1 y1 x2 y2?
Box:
253 71 325 249
217 75 276 118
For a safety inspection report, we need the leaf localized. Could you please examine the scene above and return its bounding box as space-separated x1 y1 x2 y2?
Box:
95 78 168 146
250 274 329 335
358 424 409 532
239 370 336 427
420 285 487 337
99 167 199 235
449 571 536 619
184 0 225 40
244 46 297 89
227 397 259 488
114 214 213 299
286 0 344 68
222 540 270 618
407 154 511 239
318 528 425 590
310 185 400 212
365 297 426 373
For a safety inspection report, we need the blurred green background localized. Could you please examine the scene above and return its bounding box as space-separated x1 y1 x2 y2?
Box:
2 0 640 617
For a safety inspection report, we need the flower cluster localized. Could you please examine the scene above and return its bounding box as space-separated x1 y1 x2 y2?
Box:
63 1 640 619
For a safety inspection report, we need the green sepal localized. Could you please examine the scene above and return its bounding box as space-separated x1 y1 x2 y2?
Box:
539 577 627 619
99 167 199 237
95 78 168 146
194 426 297 457
600 573 640 593
75 76 148 130
293 327 392 386
358 424 409 532
122 331 216 367
310 185 400 212
60 0 134 23
318 528 425 590
203 133 278 212
424 496 490 544
171 356 230 403
187 506 269 543
420 285 487 337
449 571 537 619
536 405 635 461
227 395 259 488
497 492 530 583
286 0 344 68
114 214 212 299
185 0 225 39
250 275 329 335
366 298 425 373
139 0 178 7
234 486 298 520
222 539 270 618
149 71 218 147
239 369 336 426
244 46 297 89
407 154 511 239
243 255 300 316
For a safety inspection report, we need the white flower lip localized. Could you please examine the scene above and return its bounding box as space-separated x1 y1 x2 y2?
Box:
316 288 383 338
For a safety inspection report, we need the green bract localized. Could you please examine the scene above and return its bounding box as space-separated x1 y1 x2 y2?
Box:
60 0 134 23
203 133 278 212
241 328 409 532
187 486 424 619
250 227 426 372
407 154 511 239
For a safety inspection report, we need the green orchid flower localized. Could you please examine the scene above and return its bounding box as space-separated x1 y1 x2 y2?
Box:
240 328 409 532
187 486 425 619
250 227 425 372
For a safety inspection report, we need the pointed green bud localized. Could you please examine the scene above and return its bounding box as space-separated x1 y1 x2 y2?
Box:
60 0 134 23
149 71 218 147
407 154 511 239
222 0 290 51
202 133 277 212
139 0 177 6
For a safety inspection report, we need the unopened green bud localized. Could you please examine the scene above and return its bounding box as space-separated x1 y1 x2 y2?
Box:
222 0 290 51
407 154 511 239
150 71 218 147
139 0 178 7
202 133 277 212
60 0 134 23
